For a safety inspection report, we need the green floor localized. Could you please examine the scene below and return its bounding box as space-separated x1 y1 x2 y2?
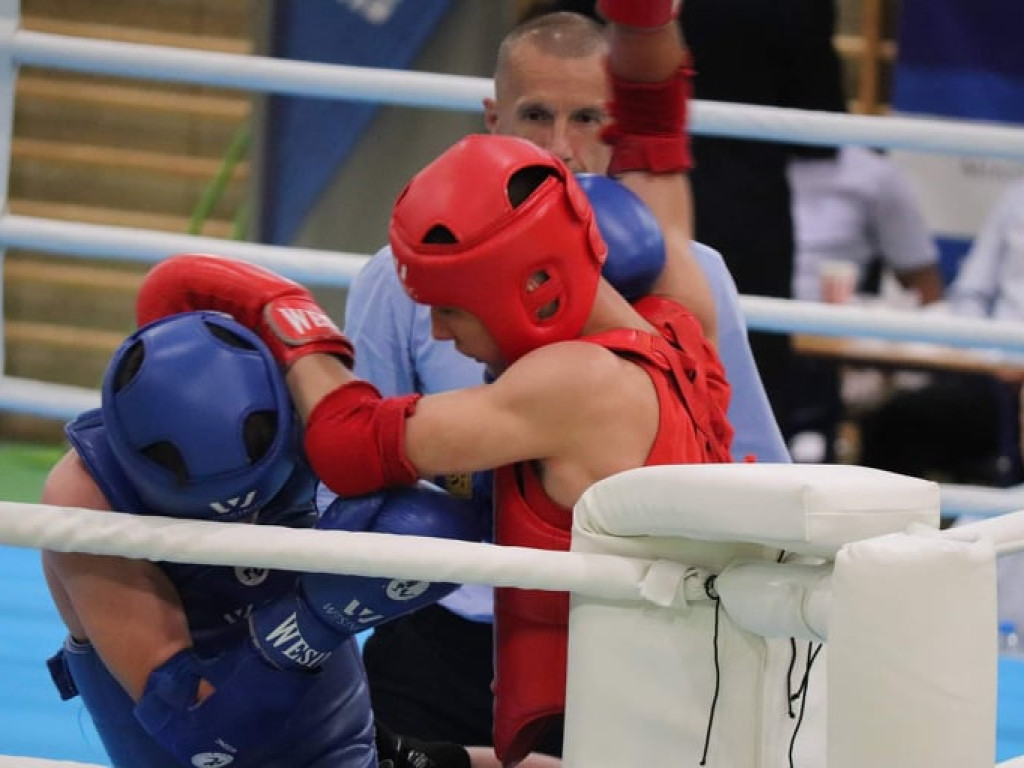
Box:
0 441 65 502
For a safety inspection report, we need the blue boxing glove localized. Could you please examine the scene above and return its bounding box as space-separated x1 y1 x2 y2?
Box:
247 483 483 673
432 469 494 540
577 173 666 301
134 645 319 767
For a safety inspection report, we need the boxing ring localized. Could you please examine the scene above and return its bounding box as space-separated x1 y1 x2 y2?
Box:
0 3 1023 765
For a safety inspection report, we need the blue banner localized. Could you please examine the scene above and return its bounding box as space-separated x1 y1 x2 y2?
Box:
261 0 453 245
893 0 1024 123
891 0 1024 282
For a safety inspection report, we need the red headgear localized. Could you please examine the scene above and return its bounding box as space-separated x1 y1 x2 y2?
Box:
389 134 607 364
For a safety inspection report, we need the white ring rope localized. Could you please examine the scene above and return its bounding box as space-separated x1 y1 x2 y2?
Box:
0 502 713 606
941 483 1024 519
0 759 107 768
740 296 1024 352
12 30 1024 160
0 214 367 285
0 375 98 418
693 101 1024 160
12 31 492 112
2 212 1024 353
3 500 1022 593
930 509 1024 556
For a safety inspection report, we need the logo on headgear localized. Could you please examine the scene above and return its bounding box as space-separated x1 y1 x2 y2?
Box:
99 312 298 522
209 490 258 516
191 751 234 767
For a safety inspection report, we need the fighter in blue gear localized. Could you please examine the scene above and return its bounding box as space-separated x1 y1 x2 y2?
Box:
42 311 482 768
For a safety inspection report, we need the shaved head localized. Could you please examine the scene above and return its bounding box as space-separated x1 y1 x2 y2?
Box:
495 12 608 93
485 12 612 173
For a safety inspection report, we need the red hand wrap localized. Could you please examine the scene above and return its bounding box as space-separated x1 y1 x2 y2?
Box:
304 380 421 496
597 0 680 28
601 62 693 176
137 253 353 368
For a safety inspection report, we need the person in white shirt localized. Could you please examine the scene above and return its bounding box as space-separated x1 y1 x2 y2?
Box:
786 144 943 462
858 176 1024 488
947 178 1024 636
948 178 1024 320
789 145 943 305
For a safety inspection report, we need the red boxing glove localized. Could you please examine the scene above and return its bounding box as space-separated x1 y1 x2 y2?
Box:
136 253 354 368
601 62 693 176
597 0 680 28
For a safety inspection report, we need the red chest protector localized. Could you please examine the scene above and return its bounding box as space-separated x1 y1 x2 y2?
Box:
492 301 733 763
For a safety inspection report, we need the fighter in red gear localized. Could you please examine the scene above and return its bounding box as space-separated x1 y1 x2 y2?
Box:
135 8 727 764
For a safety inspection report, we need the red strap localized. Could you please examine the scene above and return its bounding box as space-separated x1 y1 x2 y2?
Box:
602 63 693 175
304 381 421 496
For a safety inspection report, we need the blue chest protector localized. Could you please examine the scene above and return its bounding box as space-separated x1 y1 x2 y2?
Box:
51 410 376 768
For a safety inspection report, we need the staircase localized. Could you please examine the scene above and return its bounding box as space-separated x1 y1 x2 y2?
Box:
2 0 255 441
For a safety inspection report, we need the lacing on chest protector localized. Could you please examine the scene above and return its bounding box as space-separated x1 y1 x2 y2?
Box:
585 327 732 463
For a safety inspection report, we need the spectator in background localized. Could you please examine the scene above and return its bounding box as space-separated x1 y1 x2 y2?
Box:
786 143 944 461
858 177 1024 486
789 145 943 307
680 0 847 431
948 176 1024 650
947 178 1024 322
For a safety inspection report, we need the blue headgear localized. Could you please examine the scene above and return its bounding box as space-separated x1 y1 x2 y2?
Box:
101 311 297 521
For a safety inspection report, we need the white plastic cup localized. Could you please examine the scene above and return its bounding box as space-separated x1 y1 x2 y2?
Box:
819 259 859 304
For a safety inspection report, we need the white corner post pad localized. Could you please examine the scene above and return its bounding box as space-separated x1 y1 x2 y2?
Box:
827 528 997 768
559 463 939 768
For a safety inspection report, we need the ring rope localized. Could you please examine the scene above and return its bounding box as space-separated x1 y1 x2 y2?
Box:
0 502 712 606
3 501 1022 594
0 215 366 284
8 29 1024 161
739 296 1024 352
940 484 1024 519
0 758 107 767
3 211 1024 352
0 376 98 419
11 30 492 112
938 508 1024 555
